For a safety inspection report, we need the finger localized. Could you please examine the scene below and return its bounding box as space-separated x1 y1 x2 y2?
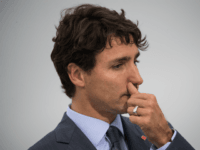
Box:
131 93 149 100
127 97 146 107
129 115 143 126
127 82 139 95
127 106 147 116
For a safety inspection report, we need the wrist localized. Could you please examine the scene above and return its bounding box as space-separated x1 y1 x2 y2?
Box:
155 128 174 148
166 128 174 142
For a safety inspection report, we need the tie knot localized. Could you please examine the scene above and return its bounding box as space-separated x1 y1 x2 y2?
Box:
106 126 122 144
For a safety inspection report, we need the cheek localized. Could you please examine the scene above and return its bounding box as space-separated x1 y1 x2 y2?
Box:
98 74 124 98
87 77 116 98
86 69 128 99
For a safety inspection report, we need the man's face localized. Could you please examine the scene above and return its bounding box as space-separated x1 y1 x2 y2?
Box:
83 38 143 115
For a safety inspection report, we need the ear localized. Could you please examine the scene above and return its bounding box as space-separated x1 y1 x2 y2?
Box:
67 63 85 87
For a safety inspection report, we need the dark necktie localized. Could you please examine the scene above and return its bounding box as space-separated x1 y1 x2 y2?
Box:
106 126 123 150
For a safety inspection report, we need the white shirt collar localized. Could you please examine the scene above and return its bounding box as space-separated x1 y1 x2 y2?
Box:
66 105 124 147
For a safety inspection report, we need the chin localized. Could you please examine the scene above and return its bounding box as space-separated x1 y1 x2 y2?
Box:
116 103 128 114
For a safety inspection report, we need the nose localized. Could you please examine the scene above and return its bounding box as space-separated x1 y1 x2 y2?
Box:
127 64 143 87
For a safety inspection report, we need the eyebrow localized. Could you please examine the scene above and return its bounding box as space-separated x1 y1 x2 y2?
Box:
109 51 140 65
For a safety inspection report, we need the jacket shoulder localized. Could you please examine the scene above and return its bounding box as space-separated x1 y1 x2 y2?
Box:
28 130 73 150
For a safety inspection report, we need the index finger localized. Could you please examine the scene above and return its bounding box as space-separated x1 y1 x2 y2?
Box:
127 82 139 95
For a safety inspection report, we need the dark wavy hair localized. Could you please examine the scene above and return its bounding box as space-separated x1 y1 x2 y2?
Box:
51 4 148 98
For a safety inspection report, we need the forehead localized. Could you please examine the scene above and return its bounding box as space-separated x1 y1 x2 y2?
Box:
95 37 139 64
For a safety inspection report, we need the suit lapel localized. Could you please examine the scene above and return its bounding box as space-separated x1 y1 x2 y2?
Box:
55 113 97 150
121 115 152 150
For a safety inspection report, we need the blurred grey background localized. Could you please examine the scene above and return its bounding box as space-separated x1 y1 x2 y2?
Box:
0 0 199 149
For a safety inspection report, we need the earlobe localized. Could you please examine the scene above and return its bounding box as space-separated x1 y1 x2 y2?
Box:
67 63 85 87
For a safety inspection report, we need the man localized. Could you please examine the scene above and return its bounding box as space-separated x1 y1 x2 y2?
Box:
29 4 194 150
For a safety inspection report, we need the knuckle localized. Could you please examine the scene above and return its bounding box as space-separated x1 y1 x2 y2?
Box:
150 94 156 100
147 100 153 107
148 99 155 107
148 109 153 115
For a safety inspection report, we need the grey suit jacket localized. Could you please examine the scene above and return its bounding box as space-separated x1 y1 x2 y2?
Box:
28 112 194 150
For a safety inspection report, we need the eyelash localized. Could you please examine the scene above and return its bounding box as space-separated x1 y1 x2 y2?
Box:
113 64 123 69
134 60 140 65
113 60 140 69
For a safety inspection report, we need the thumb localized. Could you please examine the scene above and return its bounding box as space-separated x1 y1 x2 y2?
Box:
127 82 139 95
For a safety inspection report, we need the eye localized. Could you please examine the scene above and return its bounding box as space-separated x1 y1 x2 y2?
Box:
134 60 140 65
113 64 123 69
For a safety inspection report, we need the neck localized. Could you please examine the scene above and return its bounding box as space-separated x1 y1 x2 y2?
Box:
71 97 117 124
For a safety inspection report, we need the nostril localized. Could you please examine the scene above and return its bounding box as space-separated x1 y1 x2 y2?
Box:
132 84 138 89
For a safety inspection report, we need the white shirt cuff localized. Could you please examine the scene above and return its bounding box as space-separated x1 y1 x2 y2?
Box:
150 129 177 150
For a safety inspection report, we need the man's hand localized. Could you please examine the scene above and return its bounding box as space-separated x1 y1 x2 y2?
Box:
127 82 173 148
